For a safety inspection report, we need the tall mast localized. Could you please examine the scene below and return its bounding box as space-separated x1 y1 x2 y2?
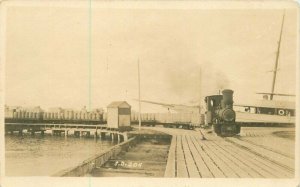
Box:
270 12 285 100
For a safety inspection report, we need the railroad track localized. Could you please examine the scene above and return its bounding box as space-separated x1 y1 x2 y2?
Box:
199 129 294 176
224 137 294 174
232 135 294 159
146 127 295 178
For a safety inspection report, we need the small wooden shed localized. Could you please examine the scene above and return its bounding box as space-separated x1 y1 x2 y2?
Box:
107 101 131 129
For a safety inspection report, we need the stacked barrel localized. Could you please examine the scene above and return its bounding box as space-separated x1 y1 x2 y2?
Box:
5 105 104 124
43 107 103 122
43 107 62 121
5 106 43 122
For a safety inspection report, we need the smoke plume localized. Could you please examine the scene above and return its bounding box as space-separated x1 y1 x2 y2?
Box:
163 60 230 105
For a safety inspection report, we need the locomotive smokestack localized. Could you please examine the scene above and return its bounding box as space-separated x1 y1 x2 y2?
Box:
221 89 234 109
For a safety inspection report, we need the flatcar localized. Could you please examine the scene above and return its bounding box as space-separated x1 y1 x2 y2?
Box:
205 89 240 137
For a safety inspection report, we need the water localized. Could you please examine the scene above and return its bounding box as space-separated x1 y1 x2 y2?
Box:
5 133 117 176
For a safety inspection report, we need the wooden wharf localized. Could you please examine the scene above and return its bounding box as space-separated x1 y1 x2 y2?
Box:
5 123 128 142
5 123 294 178
143 127 295 178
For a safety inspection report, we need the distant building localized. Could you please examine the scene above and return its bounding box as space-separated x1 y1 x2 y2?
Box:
107 101 131 129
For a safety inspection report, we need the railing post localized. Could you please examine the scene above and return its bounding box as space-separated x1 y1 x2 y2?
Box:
123 133 128 141
94 130 97 141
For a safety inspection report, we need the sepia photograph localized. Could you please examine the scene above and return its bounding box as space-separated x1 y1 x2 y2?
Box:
0 0 299 187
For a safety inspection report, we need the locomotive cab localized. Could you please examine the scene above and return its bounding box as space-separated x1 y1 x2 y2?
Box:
204 95 222 126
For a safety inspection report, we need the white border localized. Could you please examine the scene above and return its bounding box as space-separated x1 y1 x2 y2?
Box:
0 1 299 187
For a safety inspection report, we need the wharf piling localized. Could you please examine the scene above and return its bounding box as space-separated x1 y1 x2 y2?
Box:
5 123 128 141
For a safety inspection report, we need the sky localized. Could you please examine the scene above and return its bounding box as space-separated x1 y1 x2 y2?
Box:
4 5 298 112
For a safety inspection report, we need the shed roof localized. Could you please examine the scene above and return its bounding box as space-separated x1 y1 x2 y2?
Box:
108 101 131 108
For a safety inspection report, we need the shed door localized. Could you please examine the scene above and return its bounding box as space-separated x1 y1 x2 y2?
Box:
119 115 130 127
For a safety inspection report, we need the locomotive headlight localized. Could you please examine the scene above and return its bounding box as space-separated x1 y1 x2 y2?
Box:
221 108 235 122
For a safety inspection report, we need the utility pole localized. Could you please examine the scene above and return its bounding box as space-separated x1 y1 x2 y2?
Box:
138 59 141 131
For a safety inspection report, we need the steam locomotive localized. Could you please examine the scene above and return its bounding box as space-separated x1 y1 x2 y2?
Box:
205 89 240 137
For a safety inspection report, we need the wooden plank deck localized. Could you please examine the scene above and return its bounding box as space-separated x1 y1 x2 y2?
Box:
144 127 295 178
164 135 176 177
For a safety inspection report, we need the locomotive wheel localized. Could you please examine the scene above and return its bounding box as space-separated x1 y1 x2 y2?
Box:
236 125 241 134
213 124 221 135
220 124 239 137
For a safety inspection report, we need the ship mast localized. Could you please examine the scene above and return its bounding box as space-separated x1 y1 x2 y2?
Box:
270 12 285 100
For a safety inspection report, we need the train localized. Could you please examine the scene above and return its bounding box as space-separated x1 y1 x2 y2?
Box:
130 112 203 129
5 90 241 135
204 89 241 137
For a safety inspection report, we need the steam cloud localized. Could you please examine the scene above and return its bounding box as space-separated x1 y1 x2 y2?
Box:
163 61 230 105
